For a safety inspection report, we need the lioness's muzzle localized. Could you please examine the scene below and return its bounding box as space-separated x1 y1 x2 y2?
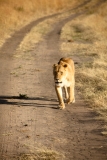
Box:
55 81 62 84
55 80 62 85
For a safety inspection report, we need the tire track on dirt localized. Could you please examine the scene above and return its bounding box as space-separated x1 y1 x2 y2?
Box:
0 13 61 58
32 12 107 160
0 1 107 160
0 8 85 160
0 0 91 57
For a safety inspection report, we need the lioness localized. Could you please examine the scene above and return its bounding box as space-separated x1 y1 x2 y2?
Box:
53 57 75 109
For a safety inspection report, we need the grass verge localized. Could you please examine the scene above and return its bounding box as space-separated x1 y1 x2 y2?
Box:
12 149 63 160
0 0 80 48
60 0 107 129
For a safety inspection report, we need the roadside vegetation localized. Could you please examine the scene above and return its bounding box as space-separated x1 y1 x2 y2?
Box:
60 0 107 131
13 149 63 160
0 0 81 47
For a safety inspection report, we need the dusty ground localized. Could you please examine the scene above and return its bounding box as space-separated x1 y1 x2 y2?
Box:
0 2 107 160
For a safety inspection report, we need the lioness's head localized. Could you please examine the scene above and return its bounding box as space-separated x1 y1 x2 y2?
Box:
53 61 69 87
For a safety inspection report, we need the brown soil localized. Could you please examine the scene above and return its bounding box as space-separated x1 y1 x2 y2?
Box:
0 2 107 160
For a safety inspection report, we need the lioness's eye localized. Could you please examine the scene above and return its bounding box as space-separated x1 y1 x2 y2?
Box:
61 72 63 75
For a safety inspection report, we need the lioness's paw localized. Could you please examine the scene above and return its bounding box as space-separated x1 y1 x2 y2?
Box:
67 98 75 104
72 98 75 103
67 101 71 104
58 104 65 110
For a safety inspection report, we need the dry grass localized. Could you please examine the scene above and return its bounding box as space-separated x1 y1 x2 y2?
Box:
16 19 52 54
12 149 63 160
0 0 79 47
60 0 107 126
14 10 73 56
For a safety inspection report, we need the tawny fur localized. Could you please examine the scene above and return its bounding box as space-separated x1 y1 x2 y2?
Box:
53 57 75 109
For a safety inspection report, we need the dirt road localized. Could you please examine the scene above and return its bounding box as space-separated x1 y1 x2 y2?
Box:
0 2 107 160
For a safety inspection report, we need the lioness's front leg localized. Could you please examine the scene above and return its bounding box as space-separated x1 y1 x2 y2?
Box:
67 85 75 104
55 86 65 109
64 86 69 100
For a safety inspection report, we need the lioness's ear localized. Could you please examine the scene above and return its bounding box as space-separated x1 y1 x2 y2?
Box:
64 64 67 68
53 64 57 68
